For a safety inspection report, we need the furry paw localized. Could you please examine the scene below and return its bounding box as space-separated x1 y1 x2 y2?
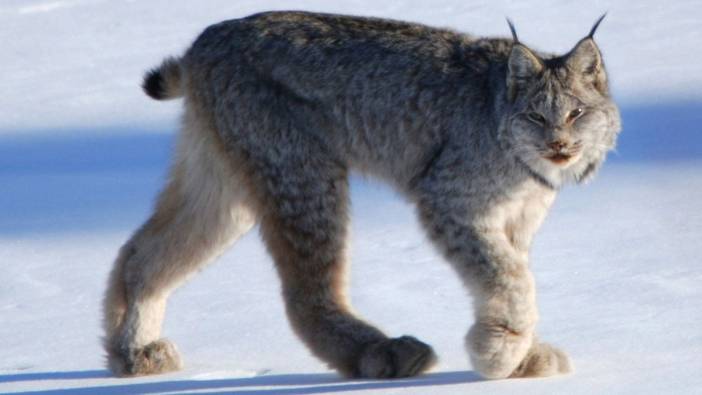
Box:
108 339 183 377
356 336 437 378
467 322 534 379
509 342 571 378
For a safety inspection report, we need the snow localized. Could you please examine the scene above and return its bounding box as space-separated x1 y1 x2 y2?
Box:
1 0 701 394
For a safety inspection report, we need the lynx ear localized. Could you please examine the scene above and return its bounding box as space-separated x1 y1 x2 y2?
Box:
507 45 543 101
565 38 607 94
566 14 608 93
566 39 601 75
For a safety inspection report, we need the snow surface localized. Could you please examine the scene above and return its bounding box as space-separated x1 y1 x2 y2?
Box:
1 0 701 394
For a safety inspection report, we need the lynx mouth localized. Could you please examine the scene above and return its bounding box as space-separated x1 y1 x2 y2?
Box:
545 153 573 164
540 141 583 166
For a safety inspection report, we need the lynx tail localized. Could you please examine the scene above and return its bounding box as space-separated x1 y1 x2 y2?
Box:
142 57 183 100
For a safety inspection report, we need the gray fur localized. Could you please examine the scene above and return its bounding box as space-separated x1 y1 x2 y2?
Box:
103 11 621 379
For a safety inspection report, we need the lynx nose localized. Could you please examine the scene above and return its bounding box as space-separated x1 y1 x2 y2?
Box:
547 140 568 152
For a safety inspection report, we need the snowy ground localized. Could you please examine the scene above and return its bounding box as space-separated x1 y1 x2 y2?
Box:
1 0 701 394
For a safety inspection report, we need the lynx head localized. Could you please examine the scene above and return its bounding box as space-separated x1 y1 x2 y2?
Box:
502 15 621 188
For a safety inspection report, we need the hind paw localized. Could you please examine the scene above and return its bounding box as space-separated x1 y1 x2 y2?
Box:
356 336 437 378
108 339 182 377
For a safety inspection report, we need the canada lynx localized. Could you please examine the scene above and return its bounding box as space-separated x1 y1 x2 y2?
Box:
103 11 620 379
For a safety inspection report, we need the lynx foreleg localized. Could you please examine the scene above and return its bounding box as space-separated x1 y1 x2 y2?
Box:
462 232 541 378
457 229 542 378
415 191 569 379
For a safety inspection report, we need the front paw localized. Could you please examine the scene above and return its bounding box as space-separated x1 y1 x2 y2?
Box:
467 322 534 379
356 336 437 378
509 342 571 378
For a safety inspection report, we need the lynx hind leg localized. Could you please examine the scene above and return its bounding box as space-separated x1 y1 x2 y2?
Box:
102 109 257 377
256 154 436 378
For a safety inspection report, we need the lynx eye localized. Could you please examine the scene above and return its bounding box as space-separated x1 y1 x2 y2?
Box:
526 111 545 124
568 107 584 122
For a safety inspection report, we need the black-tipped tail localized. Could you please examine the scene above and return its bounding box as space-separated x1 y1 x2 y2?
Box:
143 68 166 99
142 57 183 100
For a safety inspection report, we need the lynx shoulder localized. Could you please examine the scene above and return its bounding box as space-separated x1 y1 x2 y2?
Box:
103 11 620 379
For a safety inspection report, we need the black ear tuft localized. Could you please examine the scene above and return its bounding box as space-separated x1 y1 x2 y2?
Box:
587 13 607 39
506 18 519 43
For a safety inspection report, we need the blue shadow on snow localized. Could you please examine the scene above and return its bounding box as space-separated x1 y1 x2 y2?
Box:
0 370 481 394
0 101 700 236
